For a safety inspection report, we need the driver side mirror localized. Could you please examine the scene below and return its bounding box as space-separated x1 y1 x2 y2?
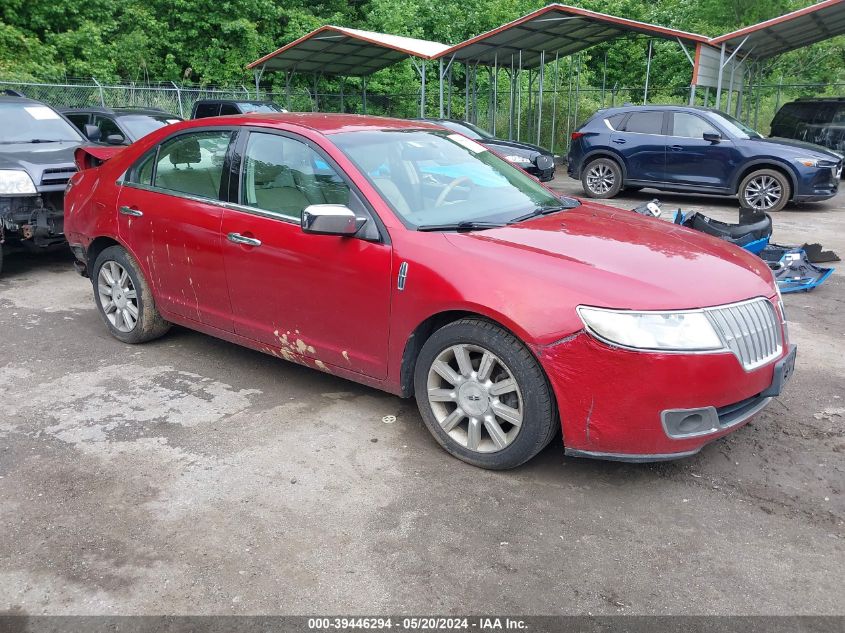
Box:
703 132 722 143
106 134 125 145
301 204 367 236
84 124 102 142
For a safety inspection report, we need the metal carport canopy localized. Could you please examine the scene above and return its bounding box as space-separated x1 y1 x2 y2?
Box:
434 3 708 67
708 0 845 61
247 26 450 76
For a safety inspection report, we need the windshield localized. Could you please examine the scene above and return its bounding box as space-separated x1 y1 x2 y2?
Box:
333 129 573 228
711 111 764 139
437 120 494 140
239 102 284 113
0 102 83 143
119 114 181 140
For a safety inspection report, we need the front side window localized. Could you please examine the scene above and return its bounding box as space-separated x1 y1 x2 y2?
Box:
119 115 180 140
623 112 664 135
152 130 232 199
241 132 350 218
710 111 763 139
95 116 123 139
66 113 90 131
193 103 220 118
672 113 719 138
332 129 570 228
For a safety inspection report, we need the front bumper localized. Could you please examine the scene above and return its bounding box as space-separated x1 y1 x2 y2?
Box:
793 164 840 202
534 331 794 462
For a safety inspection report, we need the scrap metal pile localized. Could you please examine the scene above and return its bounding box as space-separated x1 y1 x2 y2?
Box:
630 200 838 293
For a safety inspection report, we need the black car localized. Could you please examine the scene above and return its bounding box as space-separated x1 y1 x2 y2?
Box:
771 97 845 154
191 99 287 119
415 119 556 181
567 105 841 213
61 107 182 145
0 95 82 271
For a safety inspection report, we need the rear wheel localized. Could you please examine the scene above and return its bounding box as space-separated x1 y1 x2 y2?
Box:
92 245 170 344
739 169 791 212
581 157 623 198
414 318 557 470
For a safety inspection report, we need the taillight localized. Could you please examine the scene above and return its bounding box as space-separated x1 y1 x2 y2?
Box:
571 132 585 140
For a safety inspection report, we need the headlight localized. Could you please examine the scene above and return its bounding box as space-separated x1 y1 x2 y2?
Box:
577 306 723 351
794 157 838 168
503 154 532 165
0 170 37 195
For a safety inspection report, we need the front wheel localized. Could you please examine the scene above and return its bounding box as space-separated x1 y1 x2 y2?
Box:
414 319 558 469
92 245 170 344
581 157 623 198
739 169 791 212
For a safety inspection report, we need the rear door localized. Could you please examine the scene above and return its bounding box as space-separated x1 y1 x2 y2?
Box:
614 111 667 182
117 128 235 330
220 129 393 378
663 111 737 190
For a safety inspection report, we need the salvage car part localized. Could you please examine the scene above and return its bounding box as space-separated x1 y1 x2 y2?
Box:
760 245 835 293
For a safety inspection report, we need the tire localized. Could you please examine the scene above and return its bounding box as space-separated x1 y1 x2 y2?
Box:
581 157 623 198
738 168 791 213
92 245 170 344
413 318 558 470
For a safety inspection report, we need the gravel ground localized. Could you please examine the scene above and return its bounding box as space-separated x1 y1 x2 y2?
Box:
0 181 842 616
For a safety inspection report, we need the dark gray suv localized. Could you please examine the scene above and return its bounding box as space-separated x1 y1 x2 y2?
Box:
0 95 83 271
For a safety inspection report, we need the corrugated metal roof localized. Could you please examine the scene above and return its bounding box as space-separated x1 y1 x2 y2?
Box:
710 0 845 60
248 26 451 75
435 3 708 68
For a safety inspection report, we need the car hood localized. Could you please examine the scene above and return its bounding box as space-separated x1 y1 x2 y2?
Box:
0 141 80 190
483 138 551 157
751 136 842 160
444 203 776 311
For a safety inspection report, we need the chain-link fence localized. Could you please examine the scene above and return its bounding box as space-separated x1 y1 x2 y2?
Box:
3 76 842 154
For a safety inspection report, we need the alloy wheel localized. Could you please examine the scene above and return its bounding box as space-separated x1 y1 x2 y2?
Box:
426 344 524 453
744 175 783 210
97 260 139 332
586 163 615 194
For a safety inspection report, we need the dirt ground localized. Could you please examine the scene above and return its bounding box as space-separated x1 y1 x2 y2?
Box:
0 179 843 615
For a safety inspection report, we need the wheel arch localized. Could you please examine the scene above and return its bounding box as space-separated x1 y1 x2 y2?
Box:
581 149 628 180
86 236 123 277
399 308 546 399
732 160 798 199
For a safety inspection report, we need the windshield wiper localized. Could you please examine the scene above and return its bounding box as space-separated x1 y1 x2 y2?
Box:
0 139 67 144
417 221 506 232
508 201 580 224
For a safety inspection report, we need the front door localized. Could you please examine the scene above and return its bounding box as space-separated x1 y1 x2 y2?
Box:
117 129 234 331
663 112 737 190
220 130 392 379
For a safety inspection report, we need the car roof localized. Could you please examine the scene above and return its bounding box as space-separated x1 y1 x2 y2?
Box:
60 106 174 117
193 99 277 105
179 112 444 134
596 104 722 114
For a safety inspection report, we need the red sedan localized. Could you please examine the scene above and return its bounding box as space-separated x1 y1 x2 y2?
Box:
64 114 795 469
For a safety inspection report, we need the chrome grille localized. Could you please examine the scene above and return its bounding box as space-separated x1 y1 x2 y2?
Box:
705 299 781 370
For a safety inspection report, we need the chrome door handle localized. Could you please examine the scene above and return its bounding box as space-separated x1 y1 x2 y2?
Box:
227 232 262 247
612 138 627 144
119 205 143 217
670 145 684 151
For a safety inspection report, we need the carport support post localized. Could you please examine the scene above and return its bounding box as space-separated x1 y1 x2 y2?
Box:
465 63 470 119
573 53 582 134
516 51 522 141
447 64 453 118
508 57 514 140
421 61 426 118
439 58 444 118
726 60 737 112
285 71 293 111
536 50 545 147
492 53 498 136
550 52 560 155
715 43 726 110
643 40 653 104
361 77 367 114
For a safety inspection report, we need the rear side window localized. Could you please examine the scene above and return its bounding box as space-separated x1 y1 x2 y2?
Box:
66 113 90 131
606 113 625 130
622 112 664 135
153 130 233 199
193 103 220 118
672 113 719 138
220 103 240 115
833 105 845 124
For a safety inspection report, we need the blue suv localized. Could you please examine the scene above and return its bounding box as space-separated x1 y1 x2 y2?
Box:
567 105 842 212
